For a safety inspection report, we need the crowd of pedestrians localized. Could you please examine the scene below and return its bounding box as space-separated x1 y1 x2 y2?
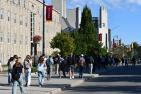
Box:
0 53 139 94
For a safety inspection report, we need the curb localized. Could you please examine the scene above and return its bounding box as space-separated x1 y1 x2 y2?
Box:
45 88 62 94
61 74 100 91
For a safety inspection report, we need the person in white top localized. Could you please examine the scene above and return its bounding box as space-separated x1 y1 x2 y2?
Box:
24 55 32 87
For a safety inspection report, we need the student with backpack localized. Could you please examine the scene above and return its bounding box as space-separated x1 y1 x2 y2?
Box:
46 56 54 80
37 56 46 87
11 57 26 94
78 54 85 78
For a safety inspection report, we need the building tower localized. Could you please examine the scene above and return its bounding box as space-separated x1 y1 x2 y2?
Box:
52 0 67 18
99 6 110 50
67 7 81 29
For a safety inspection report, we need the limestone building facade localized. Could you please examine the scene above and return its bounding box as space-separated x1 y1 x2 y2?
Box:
0 0 61 64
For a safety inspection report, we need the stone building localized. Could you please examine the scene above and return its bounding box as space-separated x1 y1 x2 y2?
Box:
0 0 61 64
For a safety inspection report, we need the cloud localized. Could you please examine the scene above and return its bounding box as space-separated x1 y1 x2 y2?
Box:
129 0 141 5
104 0 141 7
70 0 141 8
67 0 141 13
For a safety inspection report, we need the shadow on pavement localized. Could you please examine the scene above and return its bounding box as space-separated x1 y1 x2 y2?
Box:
86 75 141 82
66 85 141 94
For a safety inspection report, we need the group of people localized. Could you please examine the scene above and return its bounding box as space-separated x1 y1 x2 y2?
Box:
5 53 138 94
6 53 88 94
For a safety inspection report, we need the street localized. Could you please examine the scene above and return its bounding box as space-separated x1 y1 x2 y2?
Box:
60 65 141 94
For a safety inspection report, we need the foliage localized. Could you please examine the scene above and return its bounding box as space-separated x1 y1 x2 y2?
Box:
74 5 99 55
51 51 60 57
112 45 129 58
99 48 108 56
50 32 75 57
131 42 139 49
136 46 141 58
33 35 42 43
31 66 37 73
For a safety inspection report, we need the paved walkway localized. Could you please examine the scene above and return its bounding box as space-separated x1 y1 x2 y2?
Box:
60 64 141 94
0 73 98 94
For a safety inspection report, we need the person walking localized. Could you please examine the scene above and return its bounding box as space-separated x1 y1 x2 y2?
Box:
8 55 18 85
24 55 32 87
67 53 75 79
11 57 26 94
46 56 54 80
89 56 94 74
78 54 85 78
58 56 66 78
37 56 46 87
124 56 128 67
54 54 60 75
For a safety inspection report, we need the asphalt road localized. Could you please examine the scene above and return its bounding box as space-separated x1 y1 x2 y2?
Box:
60 65 141 94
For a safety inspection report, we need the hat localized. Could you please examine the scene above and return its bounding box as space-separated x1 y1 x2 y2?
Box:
81 54 84 57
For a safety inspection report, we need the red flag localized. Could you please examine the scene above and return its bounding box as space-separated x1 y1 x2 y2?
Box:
99 33 102 41
46 5 53 21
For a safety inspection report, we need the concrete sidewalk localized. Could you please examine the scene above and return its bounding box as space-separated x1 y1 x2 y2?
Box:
0 73 99 94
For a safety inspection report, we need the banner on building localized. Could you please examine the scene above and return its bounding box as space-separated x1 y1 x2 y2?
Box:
46 5 53 21
99 33 102 41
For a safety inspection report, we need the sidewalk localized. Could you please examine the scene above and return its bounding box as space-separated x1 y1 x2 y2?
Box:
0 73 99 94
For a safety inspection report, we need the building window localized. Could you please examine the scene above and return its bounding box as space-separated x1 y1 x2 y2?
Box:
19 16 23 25
102 23 105 27
7 32 11 43
13 33 17 44
30 12 35 40
25 36 28 45
0 32 4 42
25 17 28 27
0 9 4 19
14 13 16 23
19 35 23 44
7 11 10 21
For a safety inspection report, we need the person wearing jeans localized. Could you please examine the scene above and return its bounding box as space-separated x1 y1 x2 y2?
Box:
24 55 32 87
78 54 85 78
12 57 25 94
37 56 46 87
12 75 25 94
46 56 54 80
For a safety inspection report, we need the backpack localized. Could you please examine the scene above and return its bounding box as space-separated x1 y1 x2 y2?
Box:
79 57 85 66
12 63 22 80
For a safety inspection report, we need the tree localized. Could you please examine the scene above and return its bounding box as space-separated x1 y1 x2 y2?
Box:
74 5 99 55
50 32 75 57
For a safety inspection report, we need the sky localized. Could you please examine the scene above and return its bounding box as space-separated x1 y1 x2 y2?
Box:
45 0 141 45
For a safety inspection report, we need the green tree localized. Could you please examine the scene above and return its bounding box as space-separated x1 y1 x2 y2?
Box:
74 5 99 55
50 32 75 56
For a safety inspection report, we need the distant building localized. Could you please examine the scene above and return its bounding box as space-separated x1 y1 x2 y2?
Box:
92 6 111 51
52 0 67 18
67 7 81 29
98 6 110 51
52 0 81 32
108 29 112 49
92 17 99 35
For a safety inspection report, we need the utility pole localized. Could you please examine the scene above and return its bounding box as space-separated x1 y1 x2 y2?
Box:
42 0 45 55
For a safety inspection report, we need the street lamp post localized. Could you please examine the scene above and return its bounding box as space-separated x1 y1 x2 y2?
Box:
42 0 45 55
